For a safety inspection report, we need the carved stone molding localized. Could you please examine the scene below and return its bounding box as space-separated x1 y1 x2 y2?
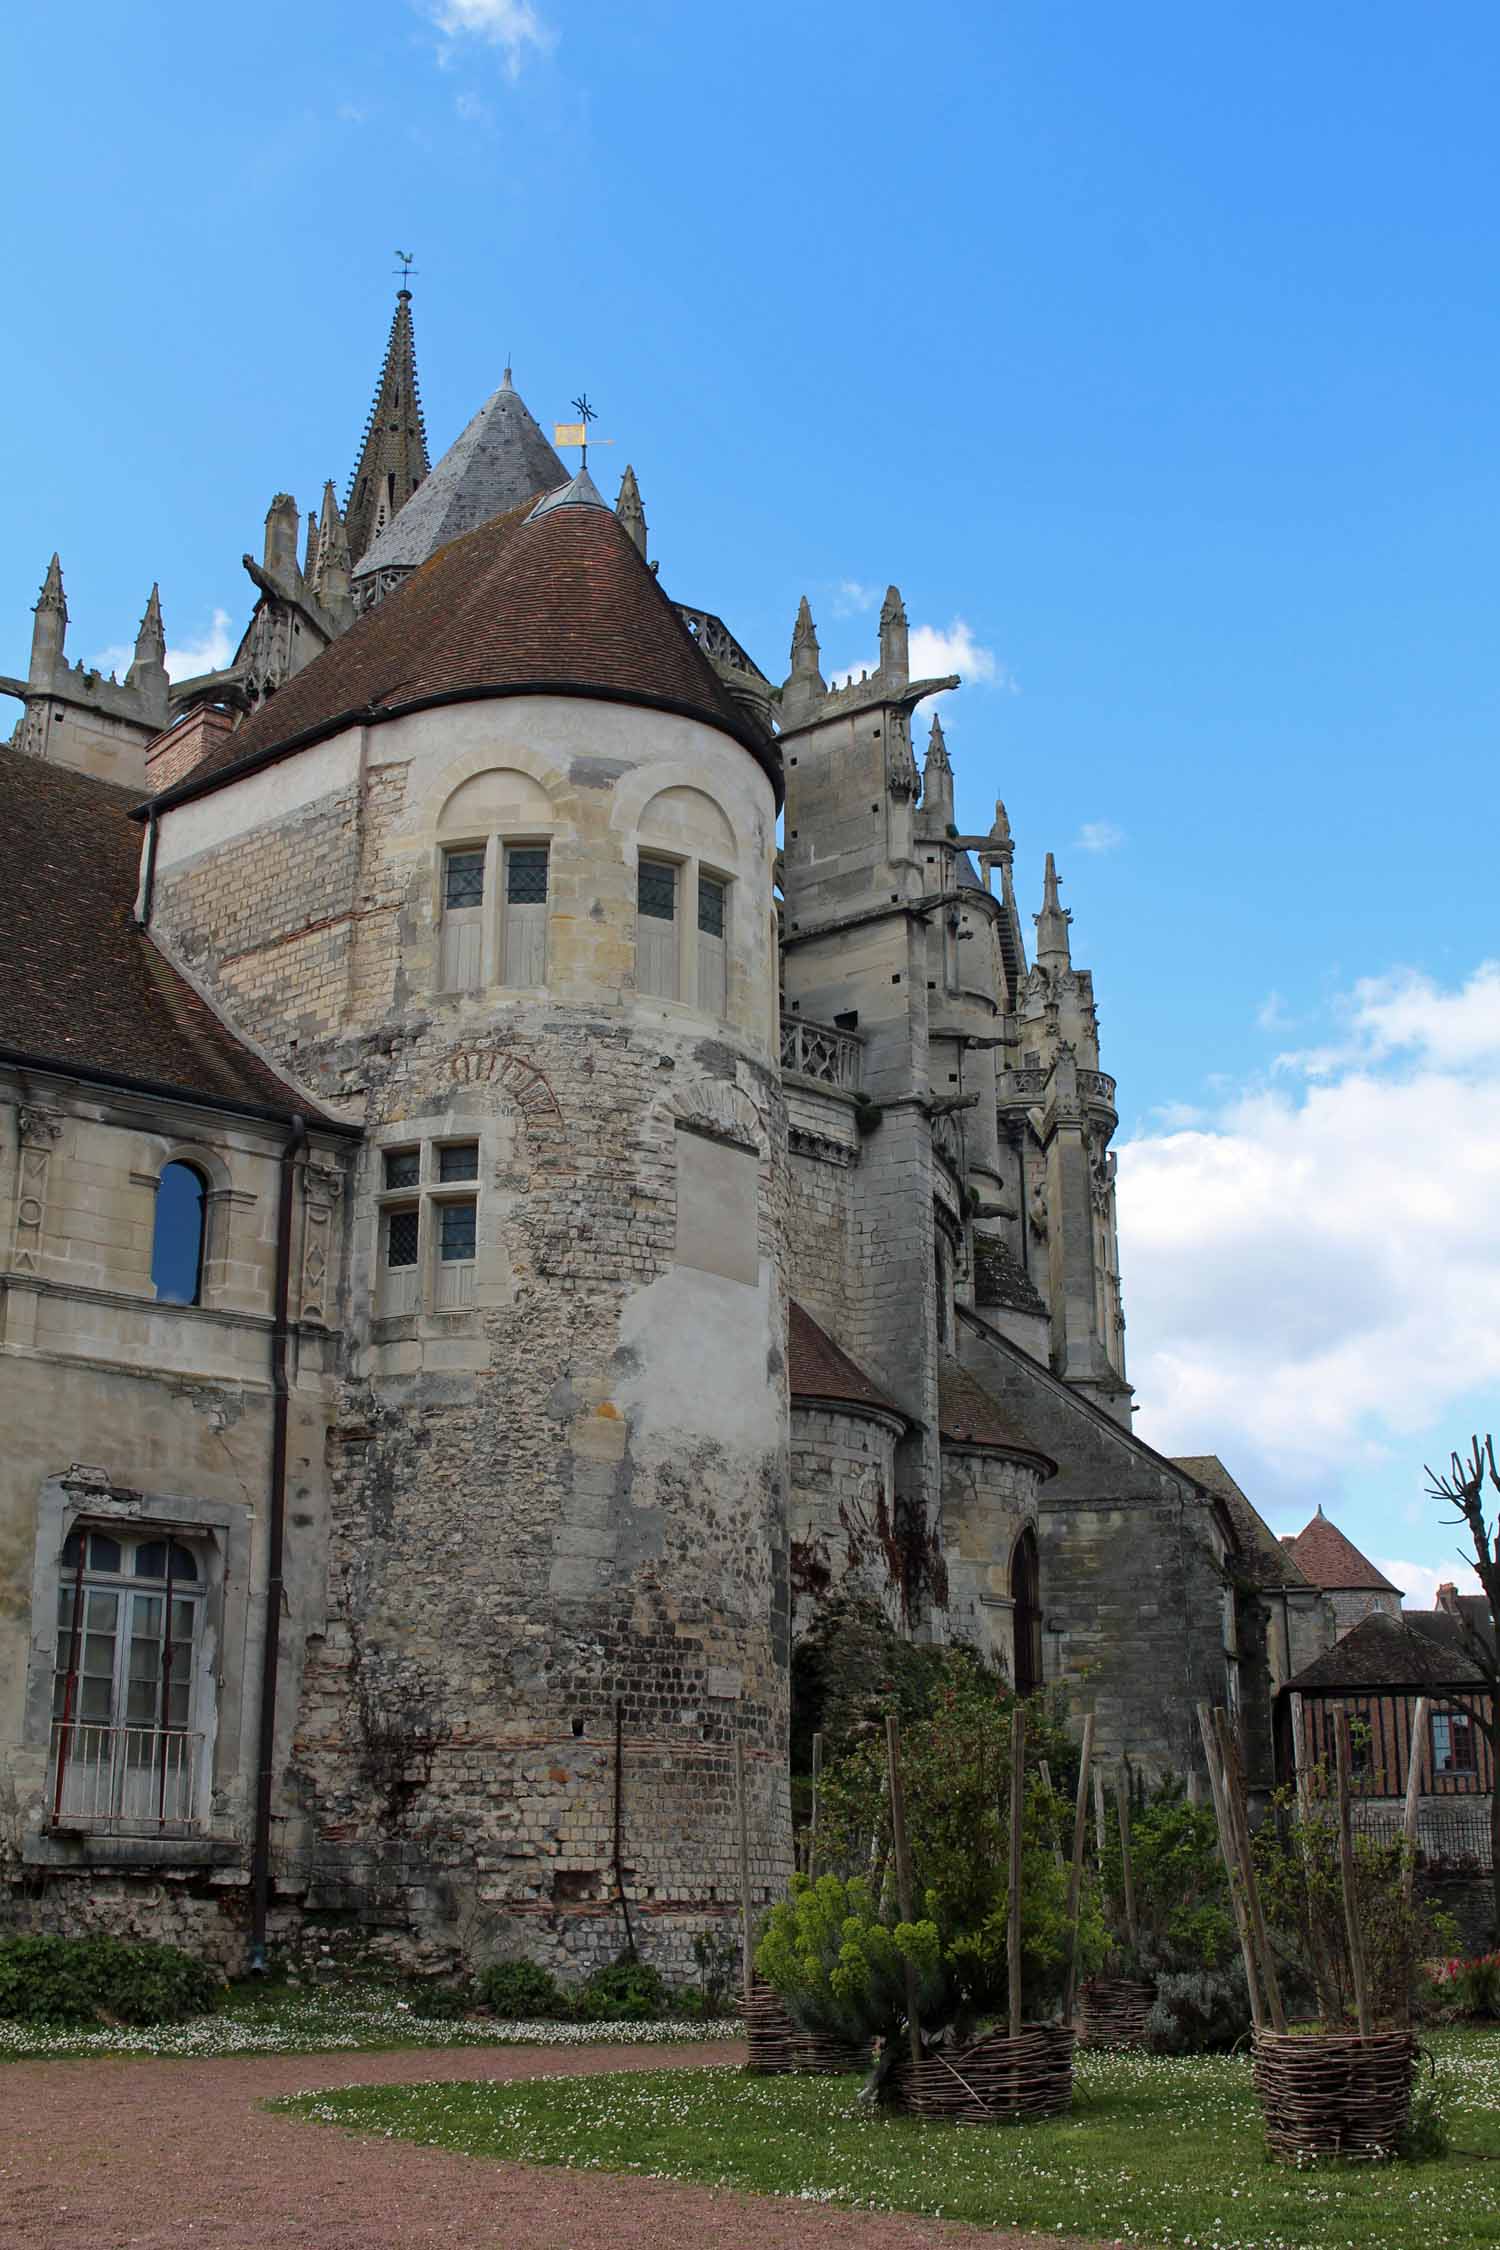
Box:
17 1107 63 1147
665 1077 768 1157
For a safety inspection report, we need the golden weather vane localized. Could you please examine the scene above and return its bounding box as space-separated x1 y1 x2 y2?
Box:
553 393 615 472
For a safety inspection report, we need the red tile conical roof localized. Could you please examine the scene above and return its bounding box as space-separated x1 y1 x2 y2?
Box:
1286 1508 1399 1592
153 486 781 807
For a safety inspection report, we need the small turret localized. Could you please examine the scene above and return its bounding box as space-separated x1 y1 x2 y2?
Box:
921 710 954 827
29 554 68 683
879 584 909 687
313 481 353 617
263 494 300 582
1034 852 1073 971
616 464 648 559
125 584 169 705
780 595 826 729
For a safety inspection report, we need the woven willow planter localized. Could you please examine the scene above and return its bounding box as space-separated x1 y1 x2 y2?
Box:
1252 2028 1418 2162
742 1982 871 2075
1079 1976 1155 2049
886 2023 1076 2123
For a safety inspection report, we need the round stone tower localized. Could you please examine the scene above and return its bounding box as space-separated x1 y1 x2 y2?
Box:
148 469 790 1977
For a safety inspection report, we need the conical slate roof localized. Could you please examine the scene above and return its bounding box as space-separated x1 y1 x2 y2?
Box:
352 372 566 583
154 487 782 804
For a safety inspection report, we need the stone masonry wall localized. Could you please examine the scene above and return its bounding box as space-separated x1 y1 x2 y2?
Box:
788 1403 901 1637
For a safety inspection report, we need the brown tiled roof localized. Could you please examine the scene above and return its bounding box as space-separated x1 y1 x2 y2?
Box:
1287 1509 1399 1592
0 747 332 1121
159 493 782 805
1287 1609 1486 1693
1172 1455 1313 1592
788 1301 905 1420
939 1357 1056 1474
1411 1599 1496 1661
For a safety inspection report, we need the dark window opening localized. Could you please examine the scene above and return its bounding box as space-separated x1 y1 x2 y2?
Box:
1011 1527 1042 1698
438 1143 479 1182
384 1148 420 1190
506 846 548 903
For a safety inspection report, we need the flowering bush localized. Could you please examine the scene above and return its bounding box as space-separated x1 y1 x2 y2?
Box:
1428 1953 1500 2021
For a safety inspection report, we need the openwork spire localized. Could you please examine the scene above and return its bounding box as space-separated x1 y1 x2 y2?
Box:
344 285 430 567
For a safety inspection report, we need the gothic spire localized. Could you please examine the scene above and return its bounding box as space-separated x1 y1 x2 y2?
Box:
879 583 909 685
616 463 648 558
344 283 430 568
1034 851 1073 968
790 595 821 675
28 554 68 681
129 584 166 673
314 480 353 616
921 710 954 825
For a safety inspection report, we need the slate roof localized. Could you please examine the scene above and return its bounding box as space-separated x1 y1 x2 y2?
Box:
788 1302 904 1419
1286 1609 1487 1694
1410 1599 1497 1661
973 1232 1047 1318
1286 1509 1399 1593
1172 1455 1313 1592
155 489 782 806
352 374 565 582
0 747 331 1121
938 1356 1057 1473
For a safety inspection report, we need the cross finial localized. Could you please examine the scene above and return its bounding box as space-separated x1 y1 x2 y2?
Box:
393 249 417 290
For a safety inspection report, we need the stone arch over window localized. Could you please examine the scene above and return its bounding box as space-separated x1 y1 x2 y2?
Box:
1010 1522 1042 1697
430 764 561 994
628 783 741 1011
636 783 738 866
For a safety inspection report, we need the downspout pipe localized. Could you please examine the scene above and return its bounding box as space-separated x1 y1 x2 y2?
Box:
249 1111 306 1971
135 806 159 929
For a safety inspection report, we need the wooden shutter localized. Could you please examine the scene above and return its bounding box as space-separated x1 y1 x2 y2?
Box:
440 849 485 993
503 846 548 987
637 859 678 999
696 874 727 1017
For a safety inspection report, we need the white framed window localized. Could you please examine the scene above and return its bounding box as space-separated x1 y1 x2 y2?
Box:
637 856 679 999
50 1528 206 1833
439 846 486 993
502 844 549 986
376 1139 482 1315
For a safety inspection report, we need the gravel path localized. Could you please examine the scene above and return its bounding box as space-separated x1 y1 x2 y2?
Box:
0 2037 1096 2250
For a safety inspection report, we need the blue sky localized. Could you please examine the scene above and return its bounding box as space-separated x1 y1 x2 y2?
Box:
3 2 1497 1593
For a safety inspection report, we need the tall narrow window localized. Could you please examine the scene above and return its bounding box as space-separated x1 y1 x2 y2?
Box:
381 1205 420 1315
435 1197 477 1311
637 858 678 1000
440 847 485 993
697 873 727 1017
502 845 548 986
152 1163 207 1305
1432 1709 1476 1774
50 1530 204 1831
1010 1527 1042 1698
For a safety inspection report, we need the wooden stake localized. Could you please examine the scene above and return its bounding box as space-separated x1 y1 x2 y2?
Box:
1402 1696 1430 1909
808 1730 824 1883
1062 1712 1095 2025
1212 1707 1286 2032
1288 1689 1312 1819
1334 1707 1374 2036
1093 1763 1106 1860
735 1734 753 2003
885 1713 925 2072
1008 1704 1028 2038
1115 1768 1140 1957
1039 1758 1066 1869
1196 1702 1264 2030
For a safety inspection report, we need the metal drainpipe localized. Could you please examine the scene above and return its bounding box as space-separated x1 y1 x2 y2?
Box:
136 808 159 929
249 1112 306 1971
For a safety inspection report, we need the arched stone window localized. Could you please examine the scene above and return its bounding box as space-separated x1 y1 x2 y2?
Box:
435 766 555 994
151 1162 208 1305
636 785 737 1012
1011 1525 1042 1697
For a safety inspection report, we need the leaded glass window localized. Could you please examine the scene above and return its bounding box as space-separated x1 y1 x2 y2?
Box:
506 847 548 904
439 1201 477 1262
385 1209 419 1268
443 850 485 908
384 1148 420 1190
438 1143 479 1182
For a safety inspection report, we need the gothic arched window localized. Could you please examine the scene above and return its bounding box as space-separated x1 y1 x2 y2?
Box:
152 1162 208 1305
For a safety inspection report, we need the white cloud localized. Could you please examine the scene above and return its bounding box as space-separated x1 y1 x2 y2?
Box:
909 618 1003 688
455 88 492 123
1075 819 1125 855
1120 960 1500 1500
97 608 237 685
1256 990 1290 1032
1372 1558 1483 1610
831 580 878 618
423 0 552 76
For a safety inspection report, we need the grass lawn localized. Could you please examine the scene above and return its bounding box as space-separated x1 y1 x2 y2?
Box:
0 1982 739 2063
279 2030 1500 2248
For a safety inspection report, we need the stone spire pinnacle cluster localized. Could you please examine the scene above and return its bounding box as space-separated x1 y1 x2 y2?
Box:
921 709 954 825
343 284 431 567
1034 851 1073 968
616 464 648 558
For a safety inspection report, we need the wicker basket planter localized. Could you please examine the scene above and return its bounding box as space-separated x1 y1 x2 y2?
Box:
885 2023 1075 2123
1252 2028 1418 2162
742 1981 872 2075
1078 1976 1155 2049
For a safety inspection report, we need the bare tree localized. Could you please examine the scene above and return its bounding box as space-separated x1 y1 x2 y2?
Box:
1424 1434 1500 1936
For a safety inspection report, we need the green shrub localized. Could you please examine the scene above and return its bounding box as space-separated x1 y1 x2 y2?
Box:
756 1871 943 2050
0 1933 222 2026
575 1952 669 2021
1145 1964 1252 2053
1100 1785 1237 1977
478 1957 567 2019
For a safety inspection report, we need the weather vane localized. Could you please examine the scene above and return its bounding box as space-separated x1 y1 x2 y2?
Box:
553 392 614 471
394 250 417 287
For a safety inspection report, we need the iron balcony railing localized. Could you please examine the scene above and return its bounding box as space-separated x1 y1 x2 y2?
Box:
780 1016 865 1091
49 1722 204 1834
